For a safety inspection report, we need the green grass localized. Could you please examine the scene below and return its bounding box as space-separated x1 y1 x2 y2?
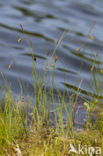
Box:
0 25 103 155
0 89 103 155
0 53 103 155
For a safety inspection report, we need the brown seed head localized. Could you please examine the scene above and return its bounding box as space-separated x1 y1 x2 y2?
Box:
8 64 11 70
90 35 94 40
54 56 58 63
56 40 59 45
18 37 23 43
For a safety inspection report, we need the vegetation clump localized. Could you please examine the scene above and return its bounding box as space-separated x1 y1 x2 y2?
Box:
0 25 103 155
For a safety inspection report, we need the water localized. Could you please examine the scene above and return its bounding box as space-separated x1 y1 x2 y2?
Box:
0 0 103 100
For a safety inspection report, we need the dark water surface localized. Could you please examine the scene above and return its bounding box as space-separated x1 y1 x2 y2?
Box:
0 0 103 101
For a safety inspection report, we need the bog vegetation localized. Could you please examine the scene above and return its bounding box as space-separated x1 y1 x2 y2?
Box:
0 24 103 155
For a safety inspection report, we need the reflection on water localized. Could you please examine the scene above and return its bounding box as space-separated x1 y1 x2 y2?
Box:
0 0 103 100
